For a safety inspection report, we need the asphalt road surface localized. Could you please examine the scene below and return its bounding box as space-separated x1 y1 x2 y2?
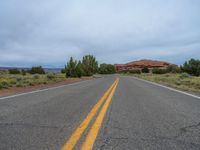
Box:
0 75 200 150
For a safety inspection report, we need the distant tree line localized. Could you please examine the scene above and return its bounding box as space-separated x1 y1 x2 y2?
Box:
62 55 116 78
8 66 45 75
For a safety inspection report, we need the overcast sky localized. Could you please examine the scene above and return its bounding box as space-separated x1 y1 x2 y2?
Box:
0 0 200 67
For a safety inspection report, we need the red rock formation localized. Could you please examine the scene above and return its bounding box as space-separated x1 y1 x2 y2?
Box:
114 59 172 72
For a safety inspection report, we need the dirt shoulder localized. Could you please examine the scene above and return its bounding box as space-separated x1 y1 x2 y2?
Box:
0 77 93 97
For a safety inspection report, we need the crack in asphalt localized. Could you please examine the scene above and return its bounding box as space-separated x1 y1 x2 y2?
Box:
174 122 200 139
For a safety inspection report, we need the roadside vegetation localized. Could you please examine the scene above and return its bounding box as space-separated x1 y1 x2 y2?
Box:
122 58 200 94
62 55 116 77
0 55 116 90
0 71 66 89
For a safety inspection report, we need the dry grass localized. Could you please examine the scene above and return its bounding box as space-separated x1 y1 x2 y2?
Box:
127 73 200 94
0 71 68 89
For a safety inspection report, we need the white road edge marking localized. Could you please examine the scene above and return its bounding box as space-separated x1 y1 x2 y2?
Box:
129 76 200 100
0 80 91 100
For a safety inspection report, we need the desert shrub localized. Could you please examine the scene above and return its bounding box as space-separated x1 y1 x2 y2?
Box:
46 73 55 80
129 69 141 74
21 69 26 75
29 82 34 86
16 77 22 82
181 58 200 76
10 80 16 84
16 83 23 87
8 68 20 74
166 65 181 73
152 68 168 74
179 73 190 79
28 66 45 74
98 64 116 74
0 80 10 89
33 74 40 79
142 67 149 73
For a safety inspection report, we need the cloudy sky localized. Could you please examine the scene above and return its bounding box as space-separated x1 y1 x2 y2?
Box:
0 0 200 67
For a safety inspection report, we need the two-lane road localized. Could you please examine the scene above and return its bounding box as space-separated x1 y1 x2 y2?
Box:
0 75 200 150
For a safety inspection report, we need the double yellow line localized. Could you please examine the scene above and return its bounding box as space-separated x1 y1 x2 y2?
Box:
61 78 119 150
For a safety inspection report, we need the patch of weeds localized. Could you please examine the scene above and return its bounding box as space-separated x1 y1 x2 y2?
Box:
46 73 55 80
33 74 40 79
179 73 190 79
29 82 34 86
16 83 23 87
0 80 10 89
16 77 22 82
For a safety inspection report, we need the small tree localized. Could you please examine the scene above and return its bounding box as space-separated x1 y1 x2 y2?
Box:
98 64 116 74
142 67 149 73
181 59 200 76
61 68 66 74
65 57 77 78
82 55 98 76
76 61 85 78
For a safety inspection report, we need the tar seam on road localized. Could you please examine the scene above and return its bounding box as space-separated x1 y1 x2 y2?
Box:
61 78 118 150
130 76 200 100
81 78 119 150
0 80 91 100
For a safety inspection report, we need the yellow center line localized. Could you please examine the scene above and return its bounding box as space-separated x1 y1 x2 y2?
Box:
61 79 118 150
81 78 119 150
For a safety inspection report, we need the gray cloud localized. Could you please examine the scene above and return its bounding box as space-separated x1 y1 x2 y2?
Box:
0 0 200 67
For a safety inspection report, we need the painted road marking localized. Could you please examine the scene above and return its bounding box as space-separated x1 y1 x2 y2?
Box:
61 79 118 150
81 78 119 150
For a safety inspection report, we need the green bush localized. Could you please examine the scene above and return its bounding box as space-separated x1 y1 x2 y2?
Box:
76 61 85 78
33 74 40 79
98 64 116 74
21 69 26 75
152 68 168 74
46 73 55 80
61 68 66 74
179 73 190 79
28 66 45 74
142 67 149 73
16 77 22 82
0 80 10 89
8 68 20 74
65 57 78 78
82 55 98 76
181 58 200 76
166 65 181 73
129 69 141 74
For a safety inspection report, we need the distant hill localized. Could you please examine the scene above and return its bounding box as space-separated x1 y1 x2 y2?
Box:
114 59 173 72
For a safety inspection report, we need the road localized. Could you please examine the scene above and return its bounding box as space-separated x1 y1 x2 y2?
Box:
0 75 200 150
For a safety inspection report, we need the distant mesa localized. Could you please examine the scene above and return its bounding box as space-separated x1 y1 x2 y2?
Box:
114 59 173 72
